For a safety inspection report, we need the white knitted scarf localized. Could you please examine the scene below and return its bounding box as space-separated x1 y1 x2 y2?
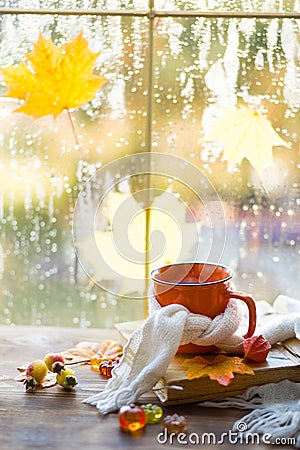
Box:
84 290 300 414
199 296 300 448
200 380 300 448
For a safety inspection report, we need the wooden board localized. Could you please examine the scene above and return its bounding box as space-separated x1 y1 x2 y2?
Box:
1 325 276 450
154 339 300 405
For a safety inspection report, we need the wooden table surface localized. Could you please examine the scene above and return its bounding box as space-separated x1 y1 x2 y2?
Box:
0 325 295 450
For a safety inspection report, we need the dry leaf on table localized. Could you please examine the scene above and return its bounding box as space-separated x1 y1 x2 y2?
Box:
181 354 255 386
61 339 123 370
14 371 57 388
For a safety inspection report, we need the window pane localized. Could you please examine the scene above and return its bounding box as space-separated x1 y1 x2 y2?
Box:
0 14 148 326
0 0 148 11
152 17 300 301
154 0 300 12
1 7 300 329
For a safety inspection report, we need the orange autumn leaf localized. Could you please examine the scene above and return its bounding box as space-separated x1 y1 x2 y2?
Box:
181 354 255 386
61 339 123 370
0 31 107 118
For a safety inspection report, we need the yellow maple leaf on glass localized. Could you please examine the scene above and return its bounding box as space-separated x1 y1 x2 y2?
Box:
207 105 289 178
0 31 107 118
75 190 202 296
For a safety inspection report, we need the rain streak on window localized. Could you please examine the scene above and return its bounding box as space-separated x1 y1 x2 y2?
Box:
0 0 299 327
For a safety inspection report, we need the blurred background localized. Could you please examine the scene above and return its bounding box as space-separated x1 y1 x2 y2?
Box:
0 0 299 329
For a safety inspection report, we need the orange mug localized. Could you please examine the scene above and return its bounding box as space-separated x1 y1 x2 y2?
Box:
151 262 256 354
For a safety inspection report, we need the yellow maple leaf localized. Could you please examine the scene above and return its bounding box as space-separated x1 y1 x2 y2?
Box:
181 354 254 386
208 105 289 178
0 31 107 118
75 190 202 296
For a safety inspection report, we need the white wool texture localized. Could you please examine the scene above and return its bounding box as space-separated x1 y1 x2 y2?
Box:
84 290 300 415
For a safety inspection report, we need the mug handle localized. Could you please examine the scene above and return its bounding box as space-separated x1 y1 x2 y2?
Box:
226 290 257 339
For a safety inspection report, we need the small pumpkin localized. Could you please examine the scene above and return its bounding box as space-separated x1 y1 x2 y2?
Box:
99 359 119 378
119 404 146 432
163 413 187 434
141 403 163 424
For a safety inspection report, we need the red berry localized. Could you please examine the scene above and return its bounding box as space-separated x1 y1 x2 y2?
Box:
52 361 65 374
25 360 48 392
44 353 65 372
26 360 48 382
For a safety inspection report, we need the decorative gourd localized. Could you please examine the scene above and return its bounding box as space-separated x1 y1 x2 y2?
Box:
119 404 146 432
141 403 163 424
163 413 187 434
99 359 119 378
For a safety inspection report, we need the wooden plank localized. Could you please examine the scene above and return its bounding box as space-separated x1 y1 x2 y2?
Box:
0 326 296 450
282 337 300 358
